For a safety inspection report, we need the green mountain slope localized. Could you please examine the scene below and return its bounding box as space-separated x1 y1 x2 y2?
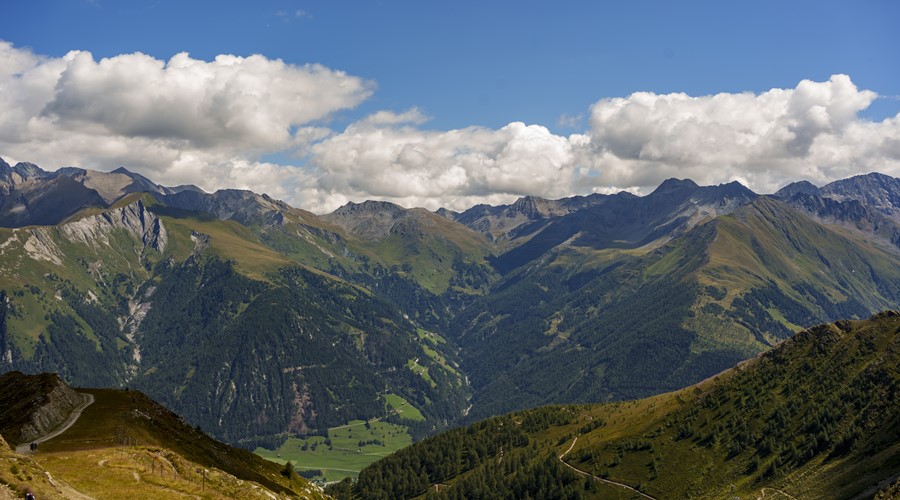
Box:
453 196 900 420
330 311 900 499
0 195 471 448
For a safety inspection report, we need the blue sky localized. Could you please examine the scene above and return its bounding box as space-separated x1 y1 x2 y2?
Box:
3 0 900 211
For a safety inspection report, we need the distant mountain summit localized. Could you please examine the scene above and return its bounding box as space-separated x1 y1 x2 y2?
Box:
456 178 758 274
775 172 900 254
774 180 820 199
821 172 900 215
776 172 900 216
0 157 295 229
0 157 206 227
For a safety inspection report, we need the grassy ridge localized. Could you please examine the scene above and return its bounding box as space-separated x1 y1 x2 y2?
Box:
0 375 326 499
37 388 322 497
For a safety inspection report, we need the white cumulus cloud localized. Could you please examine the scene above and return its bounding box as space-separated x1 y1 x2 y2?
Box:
302 75 900 212
0 40 371 198
2 37 899 214
585 74 900 193
303 111 593 211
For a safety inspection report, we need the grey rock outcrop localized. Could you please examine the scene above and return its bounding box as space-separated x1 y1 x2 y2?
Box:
59 199 167 252
0 371 83 445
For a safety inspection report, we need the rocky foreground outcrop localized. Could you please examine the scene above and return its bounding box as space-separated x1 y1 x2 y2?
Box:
0 371 83 445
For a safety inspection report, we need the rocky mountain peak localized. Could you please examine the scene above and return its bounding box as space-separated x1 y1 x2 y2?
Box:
434 207 459 220
820 172 900 215
12 162 48 180
159 188 290 226
651 178 700 195
775 180 820 199
331 200 406 217
1 160 50 185
324 200 415 240
55 166 88 178
509 195 551 218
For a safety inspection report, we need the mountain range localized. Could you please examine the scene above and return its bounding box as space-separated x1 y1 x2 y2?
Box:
2 155 900 470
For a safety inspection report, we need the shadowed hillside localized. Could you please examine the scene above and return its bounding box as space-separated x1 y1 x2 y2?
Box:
330 311 900 499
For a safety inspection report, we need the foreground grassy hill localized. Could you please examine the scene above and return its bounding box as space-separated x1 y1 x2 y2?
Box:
329 311 900 499
0 372 325 499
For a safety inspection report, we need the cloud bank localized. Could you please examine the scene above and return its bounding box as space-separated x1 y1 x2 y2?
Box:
305 74 900 211
1 40 899 213
0 40 370 201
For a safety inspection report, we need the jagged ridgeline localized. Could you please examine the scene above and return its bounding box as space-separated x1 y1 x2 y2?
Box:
329 312 900 499
2 155 900 456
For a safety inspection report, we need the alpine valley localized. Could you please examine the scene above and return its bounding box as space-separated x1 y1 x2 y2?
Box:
2 155 900 485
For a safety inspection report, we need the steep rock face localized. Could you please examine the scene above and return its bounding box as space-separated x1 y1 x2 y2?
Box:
22 229 65 265
820 172 900 216
15 199 167 265
60 199 167 252
0 371 83 445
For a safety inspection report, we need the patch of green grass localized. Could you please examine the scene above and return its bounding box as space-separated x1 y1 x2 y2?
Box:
405 358 435 387
421 344 459 376
765 307 803 333
2 287 53 357
383 393 425 422
255 420 413 482
416 327 447 345
160 216 293 281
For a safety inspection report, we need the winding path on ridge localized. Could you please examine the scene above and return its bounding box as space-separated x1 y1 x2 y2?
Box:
15 393 95 454
558 435 657 500
757 487 797 499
